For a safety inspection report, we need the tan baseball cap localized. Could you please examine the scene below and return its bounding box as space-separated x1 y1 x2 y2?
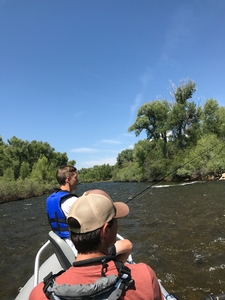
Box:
67 189 129 233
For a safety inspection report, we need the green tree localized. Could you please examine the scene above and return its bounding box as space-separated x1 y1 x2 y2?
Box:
28 140 55 166
50 151 70 169
176 134 225 180
128 100 170 144
97 164 113 180
20 161 30 180
2 167 15 181
218 106 225 138
78 164 113 183
202 99 219 134
0 136 7 176
4 137 30 178
30 155 50 182
68 159 76 166
168 80 201 149
199 99 225 140
112 161 142 182
0 136 74 181
133 139 152 166
116 149 134 168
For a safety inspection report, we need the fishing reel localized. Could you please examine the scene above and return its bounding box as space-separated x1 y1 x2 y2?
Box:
202 293 225 300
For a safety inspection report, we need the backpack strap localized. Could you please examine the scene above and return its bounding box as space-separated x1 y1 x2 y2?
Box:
72 255 115 267
43 270 65 299
107 260 133 300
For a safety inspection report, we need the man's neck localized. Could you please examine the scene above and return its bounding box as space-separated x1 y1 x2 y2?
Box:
60 185 71 192
76 251 108 262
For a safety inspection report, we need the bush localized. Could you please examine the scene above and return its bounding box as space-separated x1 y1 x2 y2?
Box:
0 178 54 204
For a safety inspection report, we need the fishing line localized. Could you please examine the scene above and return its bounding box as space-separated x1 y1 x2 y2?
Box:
125 140 224 204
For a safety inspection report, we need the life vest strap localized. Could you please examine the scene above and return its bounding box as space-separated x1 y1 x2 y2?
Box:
43 256 133 300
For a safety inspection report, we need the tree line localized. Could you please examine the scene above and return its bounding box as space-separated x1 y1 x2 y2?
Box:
69 80 225 183
112 80 225 182
0 137 75 203
1 79 225 203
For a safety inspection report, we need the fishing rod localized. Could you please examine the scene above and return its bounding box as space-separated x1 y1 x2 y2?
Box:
125 141 224 204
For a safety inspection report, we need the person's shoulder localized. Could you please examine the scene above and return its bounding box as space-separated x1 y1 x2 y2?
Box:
128 262 150 268
61 194 78 214
64 194 78 204
46 189 61 199
70 194 79 199
28 282 45 300
127 262 157 277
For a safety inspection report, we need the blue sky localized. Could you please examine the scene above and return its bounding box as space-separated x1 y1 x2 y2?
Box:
1 0 225 170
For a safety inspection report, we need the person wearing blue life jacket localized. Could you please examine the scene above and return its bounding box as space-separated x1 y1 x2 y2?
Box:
46 165 79 256
46 165 133 262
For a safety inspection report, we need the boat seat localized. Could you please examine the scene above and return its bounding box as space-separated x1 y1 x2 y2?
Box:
48 231 75 270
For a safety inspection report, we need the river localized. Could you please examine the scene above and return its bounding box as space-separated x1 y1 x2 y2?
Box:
0 181 225 300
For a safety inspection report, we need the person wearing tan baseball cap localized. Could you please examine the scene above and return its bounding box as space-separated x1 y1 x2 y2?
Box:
67 189 129 233
67 189 131 262
66 189 163 300
29 189 163 300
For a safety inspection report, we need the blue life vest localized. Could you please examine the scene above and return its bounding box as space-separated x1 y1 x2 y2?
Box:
46 190 77 239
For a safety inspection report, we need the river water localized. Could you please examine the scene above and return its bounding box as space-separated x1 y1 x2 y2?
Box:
0 181 225 300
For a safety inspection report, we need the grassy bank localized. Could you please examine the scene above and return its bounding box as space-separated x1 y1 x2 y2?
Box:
0 178 56 204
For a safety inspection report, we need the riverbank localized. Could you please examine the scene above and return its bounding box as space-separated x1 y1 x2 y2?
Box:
0 178 55 204
1 175 223 204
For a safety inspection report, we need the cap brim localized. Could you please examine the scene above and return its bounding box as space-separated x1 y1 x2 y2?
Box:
114 202 129 218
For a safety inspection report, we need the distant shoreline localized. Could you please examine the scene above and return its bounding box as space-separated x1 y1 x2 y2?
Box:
1 177 223 205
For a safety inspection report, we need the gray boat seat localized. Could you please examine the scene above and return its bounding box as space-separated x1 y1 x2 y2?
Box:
48 231 75 270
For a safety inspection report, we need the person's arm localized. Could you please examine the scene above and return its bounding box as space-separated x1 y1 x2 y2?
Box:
114 239 133 263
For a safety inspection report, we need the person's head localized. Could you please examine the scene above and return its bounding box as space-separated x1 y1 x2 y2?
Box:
67 189 129 254
56 165 78 191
